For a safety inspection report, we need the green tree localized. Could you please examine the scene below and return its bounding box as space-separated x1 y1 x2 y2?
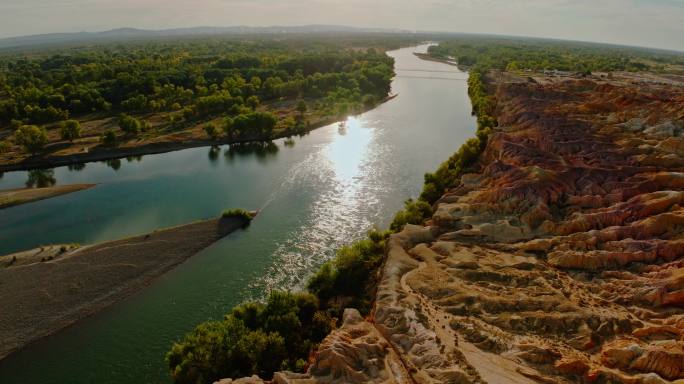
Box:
0 140 10 154
60 120 82 142
246 95 260 110
167 291 333 384
118 114 142 134
203 123 222 140
101 129 117 146
14 125 48 154
296 99 307 116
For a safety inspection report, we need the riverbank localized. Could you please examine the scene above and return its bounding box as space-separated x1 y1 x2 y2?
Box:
0 215 250 360
0 95 397 173
0 184 95 209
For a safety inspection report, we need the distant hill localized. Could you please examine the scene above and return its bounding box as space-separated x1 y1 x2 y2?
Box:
0 25 410 50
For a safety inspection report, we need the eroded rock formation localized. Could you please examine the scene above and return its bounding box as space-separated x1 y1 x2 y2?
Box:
221 71 684 383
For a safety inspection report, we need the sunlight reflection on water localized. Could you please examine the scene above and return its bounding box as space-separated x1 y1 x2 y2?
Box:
252 116 375 294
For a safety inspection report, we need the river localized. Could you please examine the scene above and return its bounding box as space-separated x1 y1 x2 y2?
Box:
0 44 475 383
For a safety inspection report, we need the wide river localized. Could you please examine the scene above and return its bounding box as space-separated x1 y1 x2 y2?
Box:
0 44 474 383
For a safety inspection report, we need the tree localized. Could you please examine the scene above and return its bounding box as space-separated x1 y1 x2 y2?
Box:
118 114 142 134
246 95 260 110
231 112 277 138
203 123 221 140
0 140 10 154
296 100 307 116
14 125 48 154
60 120 82 142
101 129 117 146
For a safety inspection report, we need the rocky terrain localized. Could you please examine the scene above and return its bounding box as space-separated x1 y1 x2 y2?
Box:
218 71 684 383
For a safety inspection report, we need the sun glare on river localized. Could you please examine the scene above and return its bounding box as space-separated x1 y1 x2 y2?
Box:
326 116 373 184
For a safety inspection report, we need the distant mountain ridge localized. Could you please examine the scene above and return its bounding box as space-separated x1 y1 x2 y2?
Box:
0 25 411 50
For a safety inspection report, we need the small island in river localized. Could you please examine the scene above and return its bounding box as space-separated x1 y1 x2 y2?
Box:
0 214 251 360
0 183 95 209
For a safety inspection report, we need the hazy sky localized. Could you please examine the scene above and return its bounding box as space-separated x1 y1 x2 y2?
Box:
1 0 682 51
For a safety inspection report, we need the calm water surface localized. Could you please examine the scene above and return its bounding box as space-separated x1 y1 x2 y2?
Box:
0 44 474 383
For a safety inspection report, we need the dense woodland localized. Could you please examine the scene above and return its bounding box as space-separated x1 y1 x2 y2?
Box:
0 36 406 156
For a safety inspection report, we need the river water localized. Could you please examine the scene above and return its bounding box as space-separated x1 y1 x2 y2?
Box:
0 44 474 383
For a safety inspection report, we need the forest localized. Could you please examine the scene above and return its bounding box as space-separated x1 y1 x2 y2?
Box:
0 36 409 163
428 36 684 73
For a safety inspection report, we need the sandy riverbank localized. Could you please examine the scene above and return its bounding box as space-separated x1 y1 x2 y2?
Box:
0 184 96 209
0 95 397 173
0 215 250 360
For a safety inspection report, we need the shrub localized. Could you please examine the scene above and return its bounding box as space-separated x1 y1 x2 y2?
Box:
307 229 389 316
204 123 222 140
231 111 277 138
60 119 81 142
0 140 10 154
246 95 260 110
390 199 433 232
167 291 333 384
296 100 307 115
14 125 48 154
222 208 254 221
101 129 117 146
118 113 142 134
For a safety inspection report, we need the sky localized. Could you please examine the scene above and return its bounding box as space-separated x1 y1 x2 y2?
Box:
0 0 682 51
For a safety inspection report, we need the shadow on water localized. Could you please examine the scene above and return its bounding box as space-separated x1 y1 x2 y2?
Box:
126 155 143 163
67 162 86 172
224 141 279 164
283 138 296 148
208 145 221 164
25 169 56 188
105 158 122 171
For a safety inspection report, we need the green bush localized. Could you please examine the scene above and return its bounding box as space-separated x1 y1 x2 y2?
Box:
60 119 81 142
390 199 433 232
221 208 254 221
307 229 389 316
231 111 277 138
101 129 117 146
246 95 260 110
0 140 10 154
203 123 222 140
14 125 48 154
167 291 333 384
118 113 142 134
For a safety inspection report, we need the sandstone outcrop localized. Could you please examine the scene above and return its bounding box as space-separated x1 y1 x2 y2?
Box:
222 71 684 383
